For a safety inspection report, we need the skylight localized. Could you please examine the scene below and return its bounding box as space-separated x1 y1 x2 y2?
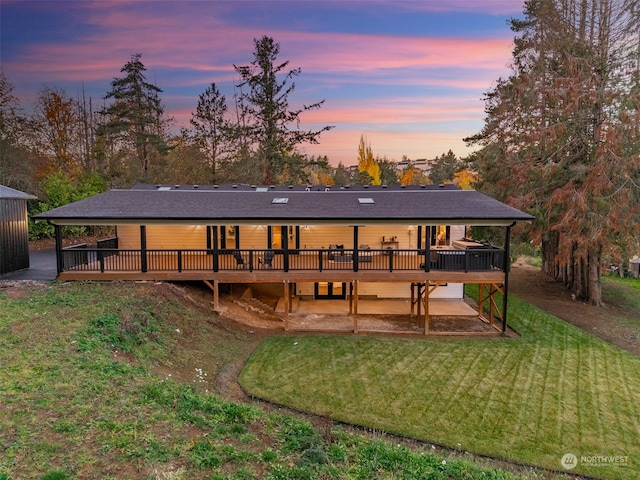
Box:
358 197 375 204
272 197 289 204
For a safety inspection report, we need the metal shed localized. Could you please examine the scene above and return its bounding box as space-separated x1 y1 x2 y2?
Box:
1 185 36 274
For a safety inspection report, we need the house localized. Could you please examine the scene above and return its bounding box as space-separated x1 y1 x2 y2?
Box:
34 183 533 334
1 185 36 275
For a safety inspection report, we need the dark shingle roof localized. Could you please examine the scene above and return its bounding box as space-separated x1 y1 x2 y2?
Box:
0 185 37 200
34 184 533 226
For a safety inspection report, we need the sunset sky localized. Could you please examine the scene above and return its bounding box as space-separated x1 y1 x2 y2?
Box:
1 0 524 166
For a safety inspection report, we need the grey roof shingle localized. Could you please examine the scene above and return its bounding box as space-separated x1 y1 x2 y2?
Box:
0 185 37 200
34 184 534 226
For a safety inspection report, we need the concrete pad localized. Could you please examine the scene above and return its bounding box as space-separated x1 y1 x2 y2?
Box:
276 297 477 316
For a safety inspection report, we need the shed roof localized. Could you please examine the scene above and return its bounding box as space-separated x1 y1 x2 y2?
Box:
0 185 37 200
34 184 534 226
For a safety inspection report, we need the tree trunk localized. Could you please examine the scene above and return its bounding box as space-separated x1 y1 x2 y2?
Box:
587 248 603 306
542 231 559 277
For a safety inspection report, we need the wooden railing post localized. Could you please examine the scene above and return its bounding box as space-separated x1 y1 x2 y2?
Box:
281 225 289 272
212 226 219 272
140 225 147 272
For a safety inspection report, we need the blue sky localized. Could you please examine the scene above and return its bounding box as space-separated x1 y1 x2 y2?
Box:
1 0 524 166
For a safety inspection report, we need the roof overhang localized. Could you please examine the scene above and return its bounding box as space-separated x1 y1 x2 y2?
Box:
33 184 535 227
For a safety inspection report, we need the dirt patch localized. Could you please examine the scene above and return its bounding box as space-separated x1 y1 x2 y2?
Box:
509 260 640 356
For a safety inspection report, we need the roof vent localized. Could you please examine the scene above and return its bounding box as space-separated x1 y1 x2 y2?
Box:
420 185 426 189
174 185 180 189
401 185 406 189
250 185 256 189
232 184 238 189
288 185 294 189
305 186 311 191
270 185 275 189
325 187 330 192
155 184 161 189
193 185 199 189
382 184 387 188
439 184 445 188
363 185 369 189
213 185 219 189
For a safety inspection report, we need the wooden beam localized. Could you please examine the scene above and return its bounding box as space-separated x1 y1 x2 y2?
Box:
283 280 290 316
203 280 219 311
424 283 429 334
353 280 359 315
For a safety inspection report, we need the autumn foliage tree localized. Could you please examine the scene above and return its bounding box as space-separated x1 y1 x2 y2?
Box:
356 134 381 185
466 0 640 305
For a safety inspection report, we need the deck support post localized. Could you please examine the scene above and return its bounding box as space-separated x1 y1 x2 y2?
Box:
283 280 290 316
410 283 415 316
424 281 430 334
203 280 219 311
283 281 290 331
353 281 358 333
54 224 63 274
353 280 359 315
501 224 512 334
477 283 485 317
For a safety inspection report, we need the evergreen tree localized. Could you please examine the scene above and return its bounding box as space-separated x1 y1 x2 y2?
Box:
332 162 351 186
429 150 461 185
234 36 333 184
465 0 640 305
190 83 232 183
377 155 400 185
0 71 33 190
99 53 169 184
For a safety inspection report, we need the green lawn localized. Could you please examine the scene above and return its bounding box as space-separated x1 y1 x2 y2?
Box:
240 288 640 479
1 281 526 480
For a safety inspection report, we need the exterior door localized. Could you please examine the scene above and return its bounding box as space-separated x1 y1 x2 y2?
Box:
314 282 346 300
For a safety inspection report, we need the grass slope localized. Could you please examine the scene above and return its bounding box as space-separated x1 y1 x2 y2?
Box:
240 281 640 480
1 281 523 480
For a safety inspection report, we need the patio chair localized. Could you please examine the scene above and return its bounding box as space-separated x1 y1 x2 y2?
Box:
259 249 275 269
232 250 245 268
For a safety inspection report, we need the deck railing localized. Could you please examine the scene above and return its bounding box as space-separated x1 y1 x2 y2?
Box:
59 246 506 274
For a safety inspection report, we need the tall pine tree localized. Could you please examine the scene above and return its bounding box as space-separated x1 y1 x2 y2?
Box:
234 36 333 184
466 0 640 305
99 53 169 184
